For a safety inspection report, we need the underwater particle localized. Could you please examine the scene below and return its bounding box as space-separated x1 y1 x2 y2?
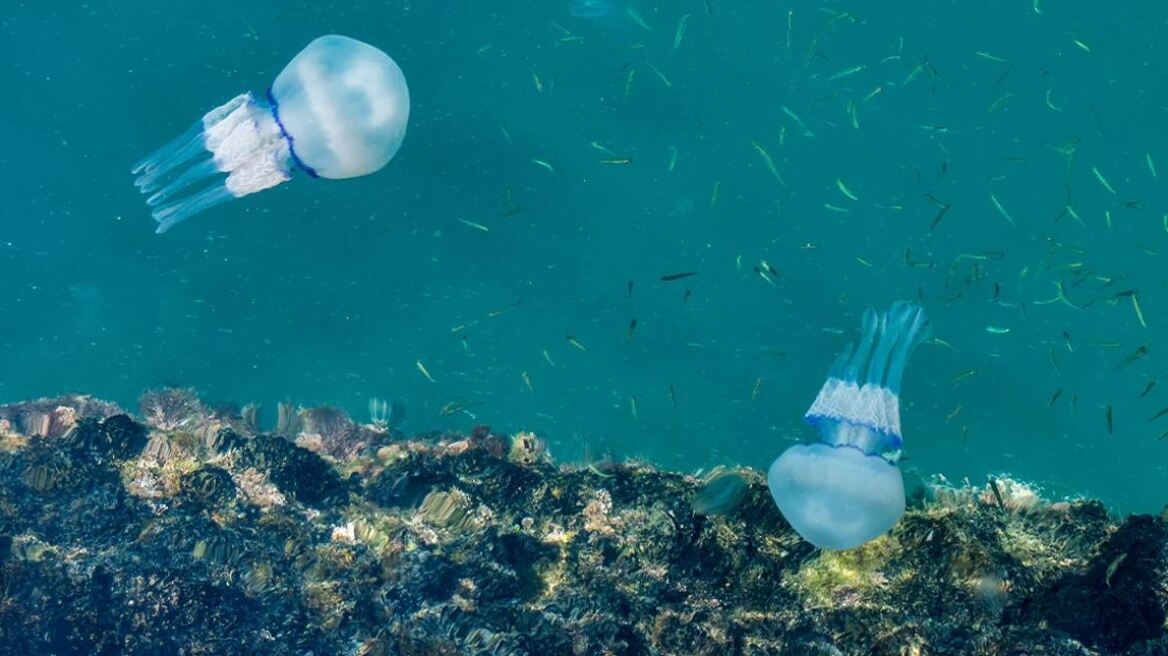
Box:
691 469 750 515
132 35 409 233
768 302 931 550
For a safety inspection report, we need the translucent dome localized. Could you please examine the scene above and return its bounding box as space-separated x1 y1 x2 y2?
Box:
270 34 410 180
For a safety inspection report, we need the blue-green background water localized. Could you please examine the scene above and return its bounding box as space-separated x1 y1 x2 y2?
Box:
2 1 1166 512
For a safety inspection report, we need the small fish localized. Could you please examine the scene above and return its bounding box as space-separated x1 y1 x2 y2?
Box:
1106 404 1114 434
1139 380 1156 398
785 8 794 50
624 67 636 97
566 335 588 352
1131 293 1147 328
1047 388 1063 408
542 349 555 366
644 61 673 88
950 368 977 383
487 299 523 318
780 105 815 137
668 383 678 409
591 141 616 156
672 14 690 50
1092 166 1117 194
751 377 763 401
754 265 776 286
630 395 639 419
1105 553 1127 588
457 218 490 232
1115 345 1149 370
987 93 1013 113
600 157 632 165
660 271 698 282
946 405 963 421
710 180 721 207
1062 331 1074 353
626 5 652 31
976 51 1007 63
837 178 858 201
929 202 952 232
1072 39 1091 53
461 335 469 352
1147 153 1158 178
626 318 638 342
986 326 1010 335
532 158 555 173
1147 407 1168 423
627 280 635 298
416 359 437 383
522 370 535 394
667 146 679 172
531 67 544 93
826 65 864 81
752 142 785 184
990 194 1015 226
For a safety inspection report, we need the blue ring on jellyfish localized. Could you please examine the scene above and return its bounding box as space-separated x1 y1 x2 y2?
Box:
266 87 319 179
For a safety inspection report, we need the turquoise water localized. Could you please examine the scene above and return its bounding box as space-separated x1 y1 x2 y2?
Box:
2 1 1165 513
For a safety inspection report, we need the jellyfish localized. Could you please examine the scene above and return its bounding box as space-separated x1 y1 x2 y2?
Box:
131 34 410 234
768 302 931 550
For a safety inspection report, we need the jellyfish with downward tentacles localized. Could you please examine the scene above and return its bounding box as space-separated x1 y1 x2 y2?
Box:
768 302 931 550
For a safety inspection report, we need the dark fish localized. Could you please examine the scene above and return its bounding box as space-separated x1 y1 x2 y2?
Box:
668 383 678 409
627 280 634 298
1116 345 1149 370
691 470 749 516
626 318 637 343
929 204 951 231
682 289 692 303
660 271 698 282
1047 389 1062 408
1147 407 1168 423
1140 380 1157 398
1106 404 1113 434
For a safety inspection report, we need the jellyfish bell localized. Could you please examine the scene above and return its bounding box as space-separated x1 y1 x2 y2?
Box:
132 34 410 234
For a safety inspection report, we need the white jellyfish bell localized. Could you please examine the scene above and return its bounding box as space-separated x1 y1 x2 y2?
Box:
131 35 410 234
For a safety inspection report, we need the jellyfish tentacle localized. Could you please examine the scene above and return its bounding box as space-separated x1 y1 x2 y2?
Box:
827 343 854 380
145 159 221 207
133 127 208 194
131 121 204 176
865 307 903 388
844 308 879 383
152 184 235 234
885 304 931 394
